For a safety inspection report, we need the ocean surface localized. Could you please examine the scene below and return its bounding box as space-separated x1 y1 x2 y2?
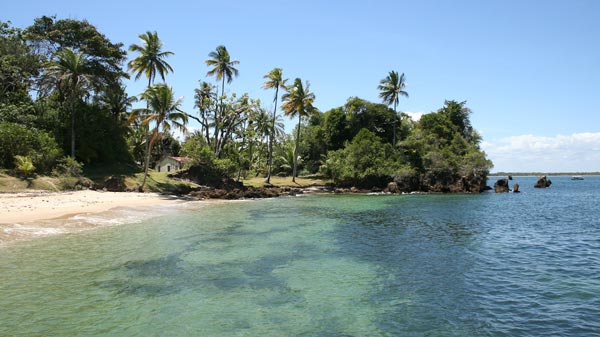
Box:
1 176 599 336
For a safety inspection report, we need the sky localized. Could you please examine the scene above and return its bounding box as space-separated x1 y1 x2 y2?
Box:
3 0 600 172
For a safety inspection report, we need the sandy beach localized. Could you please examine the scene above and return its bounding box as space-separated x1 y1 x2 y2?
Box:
0 190 185 244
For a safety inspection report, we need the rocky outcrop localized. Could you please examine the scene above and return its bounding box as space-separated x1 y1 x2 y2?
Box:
494 178 510 193
459 174 489 193
387 182 399 193
188 186 284 200
103 175 127 192
385 170 488 194
534 176 552 188
392 170 421 193
513 183 520 193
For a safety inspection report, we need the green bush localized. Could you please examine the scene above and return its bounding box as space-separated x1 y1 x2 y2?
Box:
14 155 36 178
53 156 83 177
0 122 62 172
323 129 403 187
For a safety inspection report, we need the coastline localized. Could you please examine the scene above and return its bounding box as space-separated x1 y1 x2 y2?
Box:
0 190 190 244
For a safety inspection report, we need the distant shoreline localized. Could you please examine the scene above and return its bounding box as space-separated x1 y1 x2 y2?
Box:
490 172 600 176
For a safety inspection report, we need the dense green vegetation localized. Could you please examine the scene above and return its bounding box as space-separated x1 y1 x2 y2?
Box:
0 16 492 192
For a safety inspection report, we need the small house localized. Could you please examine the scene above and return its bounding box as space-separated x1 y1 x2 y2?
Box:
155 156 190 173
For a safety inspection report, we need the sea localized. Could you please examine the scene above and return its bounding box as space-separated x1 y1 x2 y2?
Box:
1 176 599 336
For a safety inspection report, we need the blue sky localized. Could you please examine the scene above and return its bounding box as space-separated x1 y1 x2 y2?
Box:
4 0 600 172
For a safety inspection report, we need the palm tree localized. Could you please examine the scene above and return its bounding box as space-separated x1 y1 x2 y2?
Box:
43 47 98 158
205 45 239 154
128 31 174 87
378 70 408 147
281 78 316 182
130 84 188 190
205 45 239 97
262 67 287 184
128 31 174 187
97 84 137 122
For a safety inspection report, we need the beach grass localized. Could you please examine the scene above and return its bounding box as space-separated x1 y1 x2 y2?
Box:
0 169 329 193
132 171 199 193
241 175 331 188
0 173 60 192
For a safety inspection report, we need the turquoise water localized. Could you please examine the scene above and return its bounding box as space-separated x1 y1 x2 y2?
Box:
1 176 599 336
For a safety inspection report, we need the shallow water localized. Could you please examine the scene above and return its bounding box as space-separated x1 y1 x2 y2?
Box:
1 176 599 336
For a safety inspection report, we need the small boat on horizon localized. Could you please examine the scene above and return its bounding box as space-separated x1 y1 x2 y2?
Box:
571 176 584 180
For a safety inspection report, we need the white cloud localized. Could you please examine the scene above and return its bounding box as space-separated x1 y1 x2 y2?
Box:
481 132 600 172
172 126 200 141
404 111 425 121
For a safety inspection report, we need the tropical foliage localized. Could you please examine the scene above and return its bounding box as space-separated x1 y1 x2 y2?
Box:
130 84 188 190
281 78 317 182
262 67 287 183
128 31 174 87
378 70 408 147
0 16 492 193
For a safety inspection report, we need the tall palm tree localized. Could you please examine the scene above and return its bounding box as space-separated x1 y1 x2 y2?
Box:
128 31 174 186
262 67 287 184
205 45 239 154
205 45 239 98
43 47 98 158
378 70 408 147
130 84 188 190
128 31 174 87
281 78 316 182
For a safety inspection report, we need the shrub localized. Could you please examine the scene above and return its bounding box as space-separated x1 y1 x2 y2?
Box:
14 155 36 178
53 156 83 177
323 129 403 187
0 122 62 172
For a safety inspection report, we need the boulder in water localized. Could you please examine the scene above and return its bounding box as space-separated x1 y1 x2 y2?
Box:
513 183 520 193
534 176 552 188
494 178 510 193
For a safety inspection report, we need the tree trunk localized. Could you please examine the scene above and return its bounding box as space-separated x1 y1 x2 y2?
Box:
236 122 247 183
265 86 279 184
293 114 301 183
140 126 158 191
70 100 76 158
202 107 211 144
214 77 226 155
392 101 398 147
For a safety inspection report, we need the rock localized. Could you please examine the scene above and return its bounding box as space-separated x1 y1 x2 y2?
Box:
494 178 510 193
393 169 421 192
75 177 94 190
103 175 127 192
513 183 520 193
534 176 552 188
350 187 359 193
288 188 303 196
387 182 399 193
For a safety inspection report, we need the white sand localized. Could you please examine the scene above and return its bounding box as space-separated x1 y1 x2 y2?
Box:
0 190 185 244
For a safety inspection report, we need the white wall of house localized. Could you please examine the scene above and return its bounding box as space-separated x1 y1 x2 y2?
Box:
155 157 184 173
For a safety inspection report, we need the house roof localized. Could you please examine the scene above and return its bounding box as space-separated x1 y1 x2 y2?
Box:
162 156 191 163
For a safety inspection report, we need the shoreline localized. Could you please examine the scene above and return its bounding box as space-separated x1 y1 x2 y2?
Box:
0 190 191 244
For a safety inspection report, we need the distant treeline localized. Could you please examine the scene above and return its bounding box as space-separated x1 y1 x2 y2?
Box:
491 172 600 176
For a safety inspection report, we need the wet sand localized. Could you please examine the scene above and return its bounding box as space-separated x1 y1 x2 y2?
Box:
0 190 186 244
